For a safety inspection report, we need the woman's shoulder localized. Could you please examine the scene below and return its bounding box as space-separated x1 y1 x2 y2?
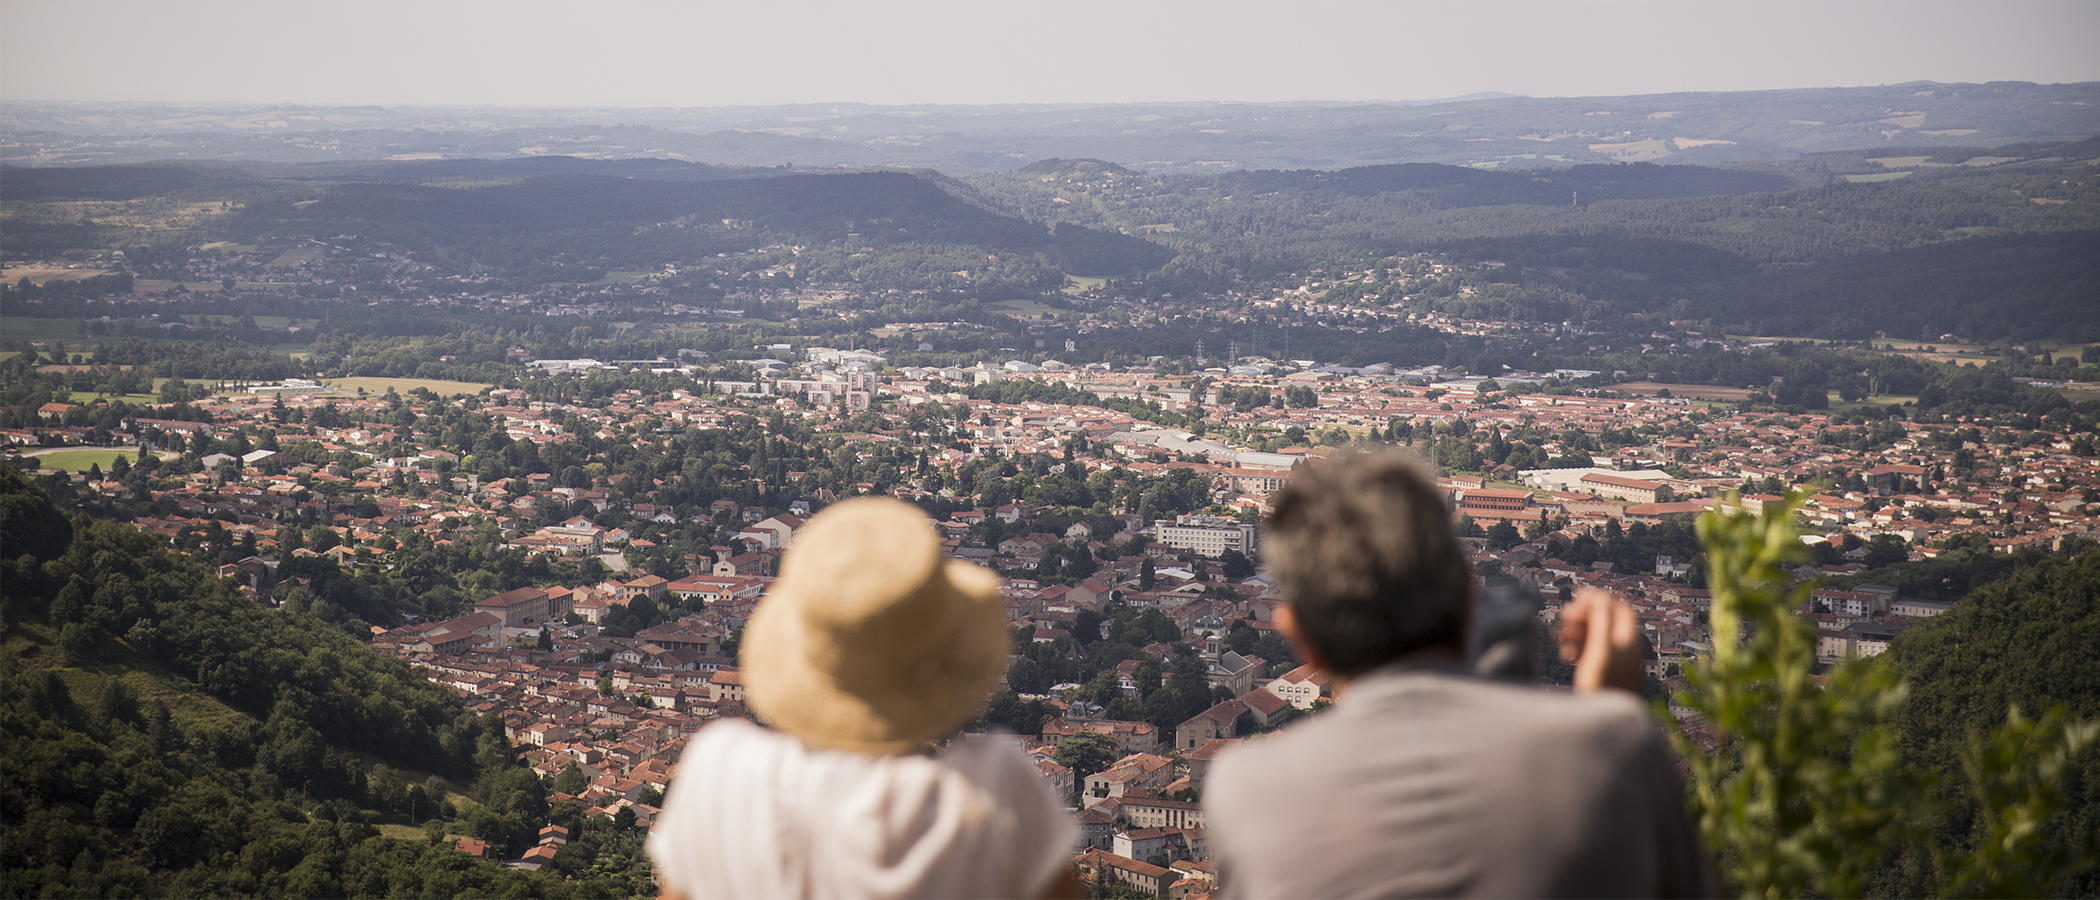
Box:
935 735 1046 786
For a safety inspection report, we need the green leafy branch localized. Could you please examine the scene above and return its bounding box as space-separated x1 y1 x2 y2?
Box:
1672 490 2095 899
1938 706 2099 898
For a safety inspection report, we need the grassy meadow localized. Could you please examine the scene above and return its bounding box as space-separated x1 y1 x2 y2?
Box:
324 377 492 397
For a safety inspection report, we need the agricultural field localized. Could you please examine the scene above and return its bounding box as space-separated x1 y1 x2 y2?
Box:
1866 339 2003 366
28 448 140 473
2053 382 2100 403
2 198 236 243
264 246 325 267
587 271 659 286
1725 334 1845 346
0 317 90 342
987 299 1060 318
132 279 233 292
1827 391 1921 411
1605 381 1755 401
192 314 323 329
1867 339 1992 353
1586 138 1672 162
65 392 159 405
0 266 111 285
324 376 493 397
1062 275 1108 294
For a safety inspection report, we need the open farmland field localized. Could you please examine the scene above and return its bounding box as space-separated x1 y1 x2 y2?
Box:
1587 138 1672 161
65 392 159 404
0 266 111 285
265 246 325 267
323 376 492 397
1828 391 1920 410
1869 339 1991 353
132 279 232 292
36 364 135 373
1867 339 2001 365
987 299 1059 318
193 314 323 329
2 198 238 242
29 448 138 473
1606 381 1755 401
0 317 87 342
1062 275 1108 294
1725 334 1845 346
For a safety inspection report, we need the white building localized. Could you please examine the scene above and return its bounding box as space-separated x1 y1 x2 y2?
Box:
1151 514 1258 557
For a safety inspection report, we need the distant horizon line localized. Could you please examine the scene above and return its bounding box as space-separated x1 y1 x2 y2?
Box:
3 93 1531 110
7 80 2097 111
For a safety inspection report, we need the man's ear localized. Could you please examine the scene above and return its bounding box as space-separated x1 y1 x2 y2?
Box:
1276 605 1329 674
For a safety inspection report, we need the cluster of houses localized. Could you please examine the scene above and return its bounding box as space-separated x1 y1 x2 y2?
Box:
13 325 2093 894
375 565 1345 892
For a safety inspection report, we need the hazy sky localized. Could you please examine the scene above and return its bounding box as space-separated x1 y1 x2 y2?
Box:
5 0 2097 107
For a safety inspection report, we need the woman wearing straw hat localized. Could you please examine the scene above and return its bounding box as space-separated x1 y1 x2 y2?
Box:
647 497 1080 899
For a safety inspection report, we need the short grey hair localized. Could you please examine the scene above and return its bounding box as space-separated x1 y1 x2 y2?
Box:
1264 450 1471 676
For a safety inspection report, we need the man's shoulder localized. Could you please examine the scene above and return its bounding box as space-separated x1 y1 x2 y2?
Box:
1213 672 1655 781
1421 675 1664 768
1358 669 1653 733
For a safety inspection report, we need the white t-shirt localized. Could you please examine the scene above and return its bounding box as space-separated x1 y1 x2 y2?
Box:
647 719 1077 899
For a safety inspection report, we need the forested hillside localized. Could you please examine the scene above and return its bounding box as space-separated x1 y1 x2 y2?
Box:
1 166 1174 293
967 142 2100 341
1879 552 2100 896
0 157 775 202
8 131 2094 339
0 467 646 898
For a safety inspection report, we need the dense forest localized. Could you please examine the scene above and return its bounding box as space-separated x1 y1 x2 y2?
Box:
970 144 2100 340
10 135 2097 340
2 166 1173 293
1876 552 2100 896
0 467 652 897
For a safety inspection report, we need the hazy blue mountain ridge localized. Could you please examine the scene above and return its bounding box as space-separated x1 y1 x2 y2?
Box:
7 81 2095 172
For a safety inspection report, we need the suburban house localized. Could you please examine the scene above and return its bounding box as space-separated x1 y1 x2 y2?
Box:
1083 752 1174 805
1174 687 1294 750
477 587 552 627
707 668 745 704
1579 472 1666 504
1041 717 1160 754
736 513 807 551
1265 663 1333 709
1073 849 1172 897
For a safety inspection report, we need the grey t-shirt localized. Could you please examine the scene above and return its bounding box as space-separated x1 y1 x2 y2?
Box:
1206 667 1714 898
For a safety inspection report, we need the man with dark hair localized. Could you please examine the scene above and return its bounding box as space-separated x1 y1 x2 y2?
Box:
1206 450 1713 898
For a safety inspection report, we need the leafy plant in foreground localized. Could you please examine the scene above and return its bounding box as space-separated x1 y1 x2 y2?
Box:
1673 492 2096 898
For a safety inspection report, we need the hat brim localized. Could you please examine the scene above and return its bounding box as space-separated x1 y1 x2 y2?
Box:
744 559 1010 755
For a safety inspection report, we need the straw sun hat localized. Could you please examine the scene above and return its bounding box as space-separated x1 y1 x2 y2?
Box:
741 497 1010 755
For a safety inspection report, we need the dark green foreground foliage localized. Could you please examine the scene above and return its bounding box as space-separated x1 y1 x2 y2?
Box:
0 466 645 898
1876 552 2100 897
1674 495 2099 898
